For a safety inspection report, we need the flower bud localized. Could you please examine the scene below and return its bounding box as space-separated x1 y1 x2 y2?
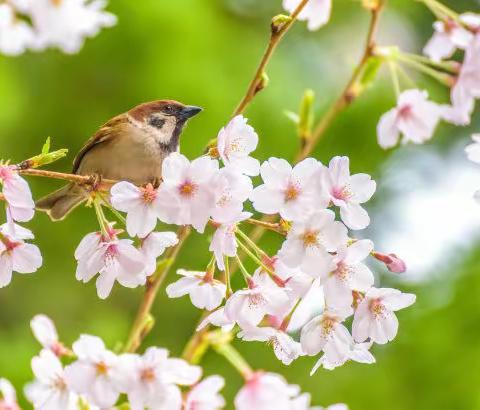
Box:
372 251 406 273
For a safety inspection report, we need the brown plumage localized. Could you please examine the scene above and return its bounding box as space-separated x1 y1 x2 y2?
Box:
36 100 202 221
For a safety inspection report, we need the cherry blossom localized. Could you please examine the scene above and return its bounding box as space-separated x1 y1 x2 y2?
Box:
0 165 35 222
278 210 347 268
465 134 480 164
185 376 226 410
320 240 374 308
224 271 289 328
197 307 235 332
0 4 34 56
0 378 19 410
217 115 260 176
270 256 313 301
377 89 442 149
166 269 226 311
238 327 303 365
110 182 163 238
156 153 219 233
251 157 325 221
352 288 416 344
74 230 146 299
283 0 332 31
321 156 376 230
311 341 375 374
300 308 354 371
24 349 78 410
30 314 69 357
372 251 406 273
64 335 121 408
209 211 251 270
423 15 480 62
0 223 42 288
139 231 179 276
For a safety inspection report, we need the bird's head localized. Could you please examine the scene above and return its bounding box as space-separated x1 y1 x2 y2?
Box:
127 100 202 149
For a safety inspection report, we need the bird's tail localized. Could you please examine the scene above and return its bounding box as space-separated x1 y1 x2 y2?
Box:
36 184 86 221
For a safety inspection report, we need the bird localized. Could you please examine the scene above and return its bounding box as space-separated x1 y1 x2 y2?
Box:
36 100 202 221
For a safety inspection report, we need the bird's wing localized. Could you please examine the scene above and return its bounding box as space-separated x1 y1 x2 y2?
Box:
72 114 126 174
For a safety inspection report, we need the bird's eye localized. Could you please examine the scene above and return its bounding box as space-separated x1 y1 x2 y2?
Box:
164 105 173 113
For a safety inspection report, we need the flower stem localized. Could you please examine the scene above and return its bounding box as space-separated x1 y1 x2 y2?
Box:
236 237 276 278
225 256 232 297
235 255 253 284
212 341 254 380
98 193 126 226
236 229 267 258
93 200 109 237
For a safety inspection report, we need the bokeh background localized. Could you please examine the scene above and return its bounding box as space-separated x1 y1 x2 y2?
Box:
1 0 480 408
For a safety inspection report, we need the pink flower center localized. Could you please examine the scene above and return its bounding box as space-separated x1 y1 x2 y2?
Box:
331 186 352 201
333 262 351 282
178 180 198 198
140 367 156 382
369 298 386 318
141 184 157 203
53 376 67 391
0 236 20 252
0 402 20 410
95 361 109 375
284 182 301 202
247 292 267 309
397 104 413 120
0 166 13 184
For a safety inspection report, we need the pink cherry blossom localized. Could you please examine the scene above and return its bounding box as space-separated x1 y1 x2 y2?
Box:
139 231 178 276
0 3 34 56
166 269 226 311
64 335 121 408
377 89 442 149
372 251 406 273
0 165 35 222
0 378 19 410
197 307 235 332
278 210 348 268
24 349 78 410
110 181 162 238
156 153 219 233
238 326 303 365
352 287 416 344
30 314 70 357
311 341 375 374
251 157 325 221
283 0 331 31
74 230 146 299
217 115 260 176
0 222 42 288
465 134 480 164
321 156 376 230
185 376 226 410
320 240 374 308
271 256 313 300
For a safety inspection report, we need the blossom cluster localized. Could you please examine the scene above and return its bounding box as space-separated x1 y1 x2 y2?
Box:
0 0 116 56
0 314 345 410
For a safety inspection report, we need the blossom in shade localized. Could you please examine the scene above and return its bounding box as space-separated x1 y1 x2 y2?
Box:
377 89 442 149
64 335 121 408
156 153 219 233
117 347 201 410
0 4 34 56
24 349 78 410
224 271 289 329
465 134 480 164
311 341 375 374
278 210 348 268
0 378 20 410
321 156 376 230
300 308 354 370
217 115 260 176
110 182 162 238
251 157 325 221
185 376 226 410
139 231 178 276
30 314 69 357
0 222 42 288
238 327 303 365
320 240 374 308
423 14 480 62
209 211 251 270
352 287 416 344
282 0 332 31
0 165 35 222
166 269 226 311
74 229 146 299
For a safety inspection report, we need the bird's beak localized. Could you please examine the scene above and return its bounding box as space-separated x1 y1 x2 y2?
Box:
179 105 203 120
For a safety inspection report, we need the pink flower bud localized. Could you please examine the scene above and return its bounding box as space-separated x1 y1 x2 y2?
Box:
373 252 406 273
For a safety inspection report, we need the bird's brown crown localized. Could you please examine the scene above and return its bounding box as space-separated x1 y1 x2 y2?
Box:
128 100 186 122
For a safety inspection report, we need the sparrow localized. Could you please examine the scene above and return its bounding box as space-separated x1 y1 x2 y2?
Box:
36 100 202 221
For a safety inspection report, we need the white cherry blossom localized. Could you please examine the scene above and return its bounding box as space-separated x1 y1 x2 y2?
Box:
30 314 69 356
283 0 332 31
0 4 34 56
352 287 416 344
465 134 480 164
251 157 325 221
64 335 121 408
197 307 235 332
377 89 442 149
0 222 42 288
217 115 260 176
278 210 347 268
311 341 375 374
25 349 78 410
166 269 226 311
185 376 226 410
0 378 19 410
0 165 35 222
139 230 178 276
156 153 219 233
321 156 376 230
110 182 162 238
238 326 303 365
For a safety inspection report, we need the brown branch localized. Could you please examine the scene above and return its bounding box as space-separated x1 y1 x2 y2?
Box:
233 0 310 116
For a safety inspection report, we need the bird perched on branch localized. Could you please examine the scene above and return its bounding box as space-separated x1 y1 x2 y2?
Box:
36 100 202 221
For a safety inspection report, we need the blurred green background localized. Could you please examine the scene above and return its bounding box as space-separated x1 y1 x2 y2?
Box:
1 0 480 408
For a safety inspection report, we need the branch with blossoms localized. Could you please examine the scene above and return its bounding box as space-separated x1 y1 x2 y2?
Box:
4 0 480 409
